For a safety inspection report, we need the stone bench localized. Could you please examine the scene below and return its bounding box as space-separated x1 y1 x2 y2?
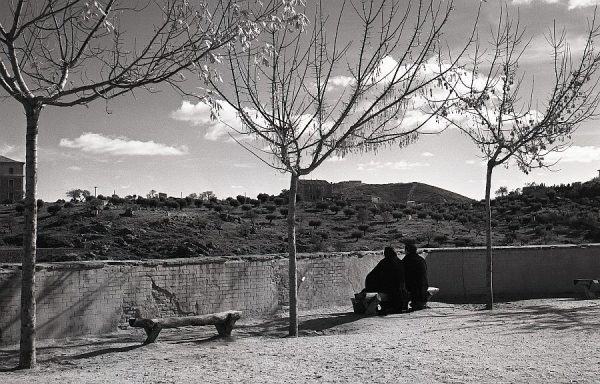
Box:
129 310 242 344
574 279 600 299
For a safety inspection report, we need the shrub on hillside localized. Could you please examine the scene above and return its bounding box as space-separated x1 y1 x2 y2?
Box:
266 214 278 224
316 201 329 211
15 204 24 215
308 219 322 230
47 205 62 215
343 208 355 217
358 224 370 236
351 230 363 241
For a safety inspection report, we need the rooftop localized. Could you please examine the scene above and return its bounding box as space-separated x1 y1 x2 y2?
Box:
0 155 23 164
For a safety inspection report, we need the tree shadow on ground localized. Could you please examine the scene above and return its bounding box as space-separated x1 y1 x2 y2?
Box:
234 311 364 338
486 303 600 334
69 344 144 360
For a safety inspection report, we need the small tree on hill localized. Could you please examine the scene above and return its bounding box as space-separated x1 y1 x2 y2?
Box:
495 186 509 198
358 224 370 236
308 219 322 231
265 214 277 224
351 230 363 242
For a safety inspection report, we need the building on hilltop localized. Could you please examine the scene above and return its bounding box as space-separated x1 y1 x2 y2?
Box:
297 179 333 201
0 155 24 203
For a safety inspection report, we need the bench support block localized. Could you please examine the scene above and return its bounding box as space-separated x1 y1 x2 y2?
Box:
574 279 599 299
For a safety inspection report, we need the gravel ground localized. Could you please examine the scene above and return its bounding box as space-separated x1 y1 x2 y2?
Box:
1 298 599 383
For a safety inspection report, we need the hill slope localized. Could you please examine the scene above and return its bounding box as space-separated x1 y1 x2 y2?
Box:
333 182 473 204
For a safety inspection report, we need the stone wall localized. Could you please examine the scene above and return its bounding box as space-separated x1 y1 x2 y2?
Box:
1 244 599 345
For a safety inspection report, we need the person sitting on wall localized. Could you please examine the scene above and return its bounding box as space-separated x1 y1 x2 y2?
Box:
362 246 409 315
402 240 434 311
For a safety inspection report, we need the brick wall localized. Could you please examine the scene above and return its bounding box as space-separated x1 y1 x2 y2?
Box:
1 245 599 345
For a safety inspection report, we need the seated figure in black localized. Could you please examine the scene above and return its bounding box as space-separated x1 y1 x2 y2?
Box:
402 241 430 311
364 246 408 314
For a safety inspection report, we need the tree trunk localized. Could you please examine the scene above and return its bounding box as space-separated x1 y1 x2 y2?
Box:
484 162 494 310
287 173 299 337
20 103 41 369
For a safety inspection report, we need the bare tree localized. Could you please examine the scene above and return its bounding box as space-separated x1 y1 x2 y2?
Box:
438 8 600 309
0 0 288 369
208 0 473 336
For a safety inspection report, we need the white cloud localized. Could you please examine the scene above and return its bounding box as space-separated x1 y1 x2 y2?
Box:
522 34 589 63
512 0 560 4
357 160 429 171
421 152 435 157
326 75 356 92
325 155 347 162
466 159 486 166
59 133 187 156
0 143 16 156
512 0 597 8
544 145 600 163
233 163 256 168
568 0 597 9
67 166 82 171
171 100 240 141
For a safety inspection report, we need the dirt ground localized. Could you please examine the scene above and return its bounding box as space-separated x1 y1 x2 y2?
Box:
1 298 599 383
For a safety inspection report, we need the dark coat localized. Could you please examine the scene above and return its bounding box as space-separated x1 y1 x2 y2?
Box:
403 251 429 303
365 252 408 310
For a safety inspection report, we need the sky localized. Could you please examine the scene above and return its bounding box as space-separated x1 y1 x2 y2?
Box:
1 0 600 202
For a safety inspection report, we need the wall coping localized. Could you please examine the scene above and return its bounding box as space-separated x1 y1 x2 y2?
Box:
0 250 383 271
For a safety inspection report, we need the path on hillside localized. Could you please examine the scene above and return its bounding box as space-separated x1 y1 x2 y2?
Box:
1 299 599 383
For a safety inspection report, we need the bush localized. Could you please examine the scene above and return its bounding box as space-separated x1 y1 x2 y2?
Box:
241 204 253 211
265 214 277 223
417 212 427 219
392 211 403 221
36 199 44 209
358 224 370 235
368 206 379 215
430 213 443 222
279 208 288 216
229 199 241 208
47 205 62 215
351 230 363 241
194 199 203 208
63 201 74 208
343 208 356 217
316 201 329 211
265 204 277 213
433 234 448 244
308 219 322 230
15 204 24 214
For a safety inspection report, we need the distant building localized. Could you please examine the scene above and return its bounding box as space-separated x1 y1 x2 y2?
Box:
297 179 333 201
0 155 24 203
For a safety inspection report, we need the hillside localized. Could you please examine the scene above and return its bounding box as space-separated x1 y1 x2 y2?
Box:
0 179 599 262
332 181 473 204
